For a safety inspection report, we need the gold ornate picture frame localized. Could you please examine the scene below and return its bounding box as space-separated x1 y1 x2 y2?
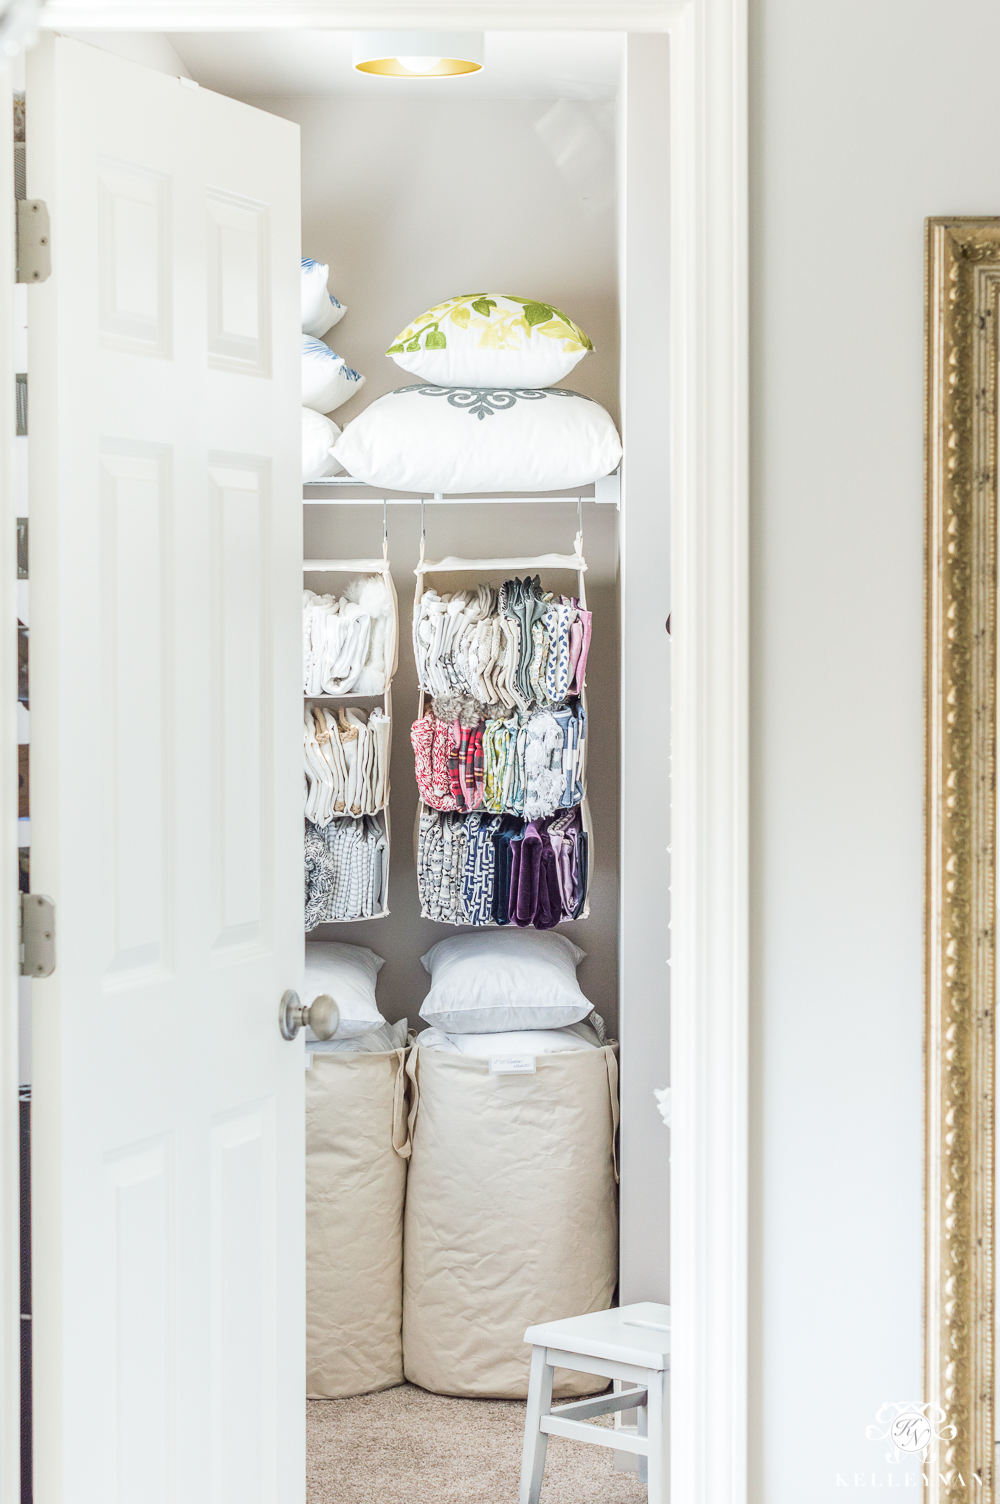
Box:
926 217 998 1501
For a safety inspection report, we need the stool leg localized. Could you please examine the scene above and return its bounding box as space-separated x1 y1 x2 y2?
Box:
637 1385 648 1485
519 1346 554 1504
613 1380 641 1473
645 1368 670 1504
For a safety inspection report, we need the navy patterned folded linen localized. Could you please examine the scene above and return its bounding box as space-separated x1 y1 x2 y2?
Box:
493 816 523 926
415 805 587 929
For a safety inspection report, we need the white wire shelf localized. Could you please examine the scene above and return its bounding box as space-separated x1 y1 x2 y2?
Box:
303 470 620 508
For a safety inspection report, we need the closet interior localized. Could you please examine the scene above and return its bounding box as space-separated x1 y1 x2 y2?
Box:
166 26 667 1503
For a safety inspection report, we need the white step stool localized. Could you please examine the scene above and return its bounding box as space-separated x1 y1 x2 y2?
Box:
519 1302 671 1504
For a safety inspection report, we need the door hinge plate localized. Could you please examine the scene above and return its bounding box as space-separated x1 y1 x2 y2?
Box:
20 893 55 978
16 199 49 284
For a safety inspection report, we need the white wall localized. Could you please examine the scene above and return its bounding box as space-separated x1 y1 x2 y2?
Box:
261 94 619 429
60 31 191 78
749 1 1000 1498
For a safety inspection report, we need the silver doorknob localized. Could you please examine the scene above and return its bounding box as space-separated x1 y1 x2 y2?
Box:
279 989 340 1042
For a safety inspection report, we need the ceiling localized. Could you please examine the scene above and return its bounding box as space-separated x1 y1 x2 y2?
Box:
170 30 624 100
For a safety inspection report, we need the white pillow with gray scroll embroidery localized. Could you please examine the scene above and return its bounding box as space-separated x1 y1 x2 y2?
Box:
332 384 621 493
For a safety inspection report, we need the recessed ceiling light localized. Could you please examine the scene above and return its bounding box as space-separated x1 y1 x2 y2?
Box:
353 32 484 78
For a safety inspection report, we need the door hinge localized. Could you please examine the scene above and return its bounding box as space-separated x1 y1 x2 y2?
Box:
19 893 55 978
16 199 49 284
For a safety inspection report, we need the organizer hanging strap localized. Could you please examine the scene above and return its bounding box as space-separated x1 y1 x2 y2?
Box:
391 1045 412 1159
573 500 587 610
404 1041 421 1146
604 1044 621 1185
382 498 389 567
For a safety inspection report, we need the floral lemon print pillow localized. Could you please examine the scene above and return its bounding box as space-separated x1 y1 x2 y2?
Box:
387 293 593 389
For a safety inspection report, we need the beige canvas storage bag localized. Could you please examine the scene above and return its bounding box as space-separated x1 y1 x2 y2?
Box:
306 1045 410 1398
402 1041 619 1399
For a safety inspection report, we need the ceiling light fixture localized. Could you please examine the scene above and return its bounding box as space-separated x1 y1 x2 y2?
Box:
352 32 484 78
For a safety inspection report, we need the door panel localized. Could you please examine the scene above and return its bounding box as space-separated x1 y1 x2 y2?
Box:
97 159 171 356
99 441 173 984
26 36 303 1504
210 456 269 953
105 1135 172 1504
206 191 269 374
211 1100 276 1504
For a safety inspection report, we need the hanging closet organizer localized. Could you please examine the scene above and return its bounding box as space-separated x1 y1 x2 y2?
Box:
411 526 593 926
303 530 400 923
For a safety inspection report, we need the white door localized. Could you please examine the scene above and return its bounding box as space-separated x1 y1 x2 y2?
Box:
26 36 304 1504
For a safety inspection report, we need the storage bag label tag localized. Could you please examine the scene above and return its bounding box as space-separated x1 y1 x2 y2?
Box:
490 1054 537 1075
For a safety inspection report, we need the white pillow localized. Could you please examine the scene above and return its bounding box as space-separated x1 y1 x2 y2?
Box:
301 258 346 339
302 407 343 483
416 1019 603 1055
302 336 366 414
419 930 592 1034
333 385 621 494
309 1017 408 1054
304 941 385 1039
387 293 591 388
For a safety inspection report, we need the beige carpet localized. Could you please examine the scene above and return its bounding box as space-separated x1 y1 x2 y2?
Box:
307 1383 647 1503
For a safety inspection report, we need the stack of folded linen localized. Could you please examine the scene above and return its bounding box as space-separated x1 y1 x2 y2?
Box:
303 573 394 696
416 804 587 927
411 568 592 931
413 578 592 710
303 590 371 694
412 696 585 816
304 705 391 822
304 815 388 926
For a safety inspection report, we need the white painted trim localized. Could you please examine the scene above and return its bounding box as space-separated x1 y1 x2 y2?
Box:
25 5 750 1503
618 32 672 1312
41 3 681 29
668 6 749 1504
0 60 20 1504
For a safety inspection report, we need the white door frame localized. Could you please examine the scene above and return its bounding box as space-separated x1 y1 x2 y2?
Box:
0 54 21 1504
22 5 749 1504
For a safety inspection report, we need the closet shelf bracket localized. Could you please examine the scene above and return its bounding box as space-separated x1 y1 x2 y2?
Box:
593 468 620 509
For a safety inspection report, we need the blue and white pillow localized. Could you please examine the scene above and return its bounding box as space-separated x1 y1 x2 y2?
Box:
302 408 343 483
301 258 346 339
302 336 366 414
